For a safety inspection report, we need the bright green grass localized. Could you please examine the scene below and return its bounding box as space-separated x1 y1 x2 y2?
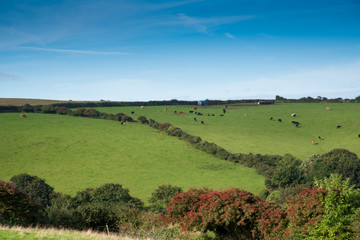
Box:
0 113 264 202
96 103 360 161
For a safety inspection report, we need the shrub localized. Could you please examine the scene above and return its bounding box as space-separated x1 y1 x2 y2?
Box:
148 184 182 214
302 149 360 187
57 107 69 115
21 104 34 113
10 173 54 208
137 116 148 124
83 108 100 118
0 180 39 225
72 108 86 117
161 188 271 239
40 105 57 114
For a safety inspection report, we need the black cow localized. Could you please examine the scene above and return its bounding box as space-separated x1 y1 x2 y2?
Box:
278 119 282 122
269 117 273 120
337 125 342 128
131 111 135 114
194 118 197 121
189 111 193 113
220 114 224 117
212 114 215 116
358 134 360 138
223 109 226 114
318 136 322 140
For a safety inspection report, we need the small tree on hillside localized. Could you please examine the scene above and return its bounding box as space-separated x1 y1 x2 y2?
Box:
148 184 182 213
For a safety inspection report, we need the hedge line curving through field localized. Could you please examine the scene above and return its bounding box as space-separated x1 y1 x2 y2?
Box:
16 104 360 196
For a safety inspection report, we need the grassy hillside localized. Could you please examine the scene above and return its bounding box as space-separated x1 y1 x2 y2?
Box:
0 113 265 202
96 103 360 161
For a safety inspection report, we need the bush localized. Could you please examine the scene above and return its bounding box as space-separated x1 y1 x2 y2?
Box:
0 180 39 225
10 173 54 208
21 104 34 113
57 107 69 115
148 184 182 214
40 105 57 114
72 108 86 117
83 108 100 118
137 116 148 124
302 149 360 187
161 188 273 239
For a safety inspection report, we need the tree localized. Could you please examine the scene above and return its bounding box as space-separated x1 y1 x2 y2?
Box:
10 173 54 208
302 149 360 187
148 184 182 213
21 104 34 113
309 174 360 239
0 180 38 225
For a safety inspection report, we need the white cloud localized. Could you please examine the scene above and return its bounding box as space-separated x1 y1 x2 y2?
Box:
225 32 235 39
19 47 129 55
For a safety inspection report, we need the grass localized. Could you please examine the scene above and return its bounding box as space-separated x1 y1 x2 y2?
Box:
0 113 265 202
0 225 136 240
95 103 360 161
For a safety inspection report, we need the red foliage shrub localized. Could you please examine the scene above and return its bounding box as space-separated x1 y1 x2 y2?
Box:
160 188 285 239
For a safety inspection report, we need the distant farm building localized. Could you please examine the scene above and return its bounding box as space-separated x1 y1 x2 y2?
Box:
198 100 209 105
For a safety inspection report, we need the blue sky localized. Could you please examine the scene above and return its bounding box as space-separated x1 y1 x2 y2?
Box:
0 0 359 101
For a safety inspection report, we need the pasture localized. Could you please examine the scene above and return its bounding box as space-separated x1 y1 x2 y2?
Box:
0 113 264 202
96 103 360 161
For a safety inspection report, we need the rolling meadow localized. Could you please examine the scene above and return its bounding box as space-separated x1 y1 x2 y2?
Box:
96 103 360 161
0 112 264 203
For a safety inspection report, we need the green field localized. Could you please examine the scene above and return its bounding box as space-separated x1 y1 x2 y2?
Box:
0 113 264 202
96 103 360 161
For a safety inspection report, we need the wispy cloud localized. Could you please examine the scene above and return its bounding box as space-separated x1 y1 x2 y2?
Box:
0 72 20 81
19 47 129 55
176 14 256 34
225 32 235 39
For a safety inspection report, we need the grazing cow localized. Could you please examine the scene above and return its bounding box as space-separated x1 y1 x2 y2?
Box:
312 140 314 144
244 113 248 117
141 106 145 109
318 136 322 140
358 134 360 138
220 114 224 117
224 105 228 108
326 106 331 111
292 121 300 125
278 119 282 122
212 114 215 116
269 117 273 120
131 111 135 114
194 118 197 121
164 107 168 111
189 111 193 113
291 113 296 117
223 109 226 114
121 122 123 125
337 125 342 128
20 114 26 118
193 107 198 110
200 121 204 124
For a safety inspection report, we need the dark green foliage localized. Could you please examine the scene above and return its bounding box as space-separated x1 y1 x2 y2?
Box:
0 180 39 225
157 123 172 131
72 108 86 116
269 155 305 189
40 105 57 114
56 107 69 115
21 104 34 113
10 173 54 208
148 184 182 213
121 114 134 122
303 149 360 187
137 116 148 124
83 108 100 118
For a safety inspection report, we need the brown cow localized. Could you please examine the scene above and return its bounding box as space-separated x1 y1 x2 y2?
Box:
200 121 204 124
193 107 198 110
20 114 27 118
